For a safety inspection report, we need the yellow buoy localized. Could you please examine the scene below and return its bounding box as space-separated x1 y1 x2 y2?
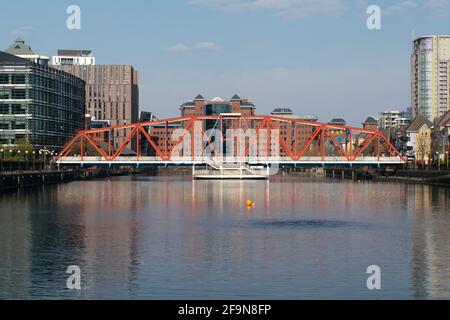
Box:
246 199 253 207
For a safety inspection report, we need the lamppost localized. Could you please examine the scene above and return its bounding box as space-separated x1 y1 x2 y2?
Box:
0 149 3 171
436 152 440 171
17 150 21 171
25 150 29 171
9 150 12 171
32 150 35 171
446 151 449 171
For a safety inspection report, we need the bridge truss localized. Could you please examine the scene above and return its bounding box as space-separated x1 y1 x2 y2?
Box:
55 115 405 167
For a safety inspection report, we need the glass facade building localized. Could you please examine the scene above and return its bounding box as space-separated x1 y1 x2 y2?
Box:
412 35 450 121
0 51 85 150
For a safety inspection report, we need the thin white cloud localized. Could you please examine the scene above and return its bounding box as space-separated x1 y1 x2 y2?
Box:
166 42 221 53
188 0 346 18
424 0 450 15
384 1 419 15
382 0 450 16
195 42 221 51
165 44 192 53
11 26 33 37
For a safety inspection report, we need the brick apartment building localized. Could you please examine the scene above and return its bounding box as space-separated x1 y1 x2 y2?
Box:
52 50 139 149
145 96 319 158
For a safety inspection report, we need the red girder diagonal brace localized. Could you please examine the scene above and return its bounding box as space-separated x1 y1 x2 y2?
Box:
266 119 296 160
295 126 322 161
138 126 168 161
56 134 81 161
327 132 350 161
109 126 139 160
83 133 111 160
351 132 379 161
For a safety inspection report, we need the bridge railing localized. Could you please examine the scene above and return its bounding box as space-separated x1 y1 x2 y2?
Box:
56 155 404 164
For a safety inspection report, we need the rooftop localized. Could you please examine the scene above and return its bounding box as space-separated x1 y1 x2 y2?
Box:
329 118 347 125
5 38 34 56
0 50 29 64
56 49 93 57
272 108 293 115
363 117 378 125
405 114 433 132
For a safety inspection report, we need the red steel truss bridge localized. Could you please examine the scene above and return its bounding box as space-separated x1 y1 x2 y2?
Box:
55 114 405 168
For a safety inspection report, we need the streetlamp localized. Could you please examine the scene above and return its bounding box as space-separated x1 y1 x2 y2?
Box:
436 152 440 171
25 150 29 171
446 151 449 171
9 150 12 171
17 150 21 171
32 150 36 170
0 149 3 171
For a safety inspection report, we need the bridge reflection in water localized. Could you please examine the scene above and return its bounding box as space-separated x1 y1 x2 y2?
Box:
1 176 449 299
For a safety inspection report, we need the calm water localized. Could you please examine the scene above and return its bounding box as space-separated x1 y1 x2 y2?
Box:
1 175 449 300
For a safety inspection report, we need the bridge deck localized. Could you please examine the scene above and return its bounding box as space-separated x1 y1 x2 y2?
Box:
56 156 405 166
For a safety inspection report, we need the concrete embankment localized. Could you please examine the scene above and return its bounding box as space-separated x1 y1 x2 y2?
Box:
0 167 158 191
0 170 78 191
323 167 450 187
373 170 450 187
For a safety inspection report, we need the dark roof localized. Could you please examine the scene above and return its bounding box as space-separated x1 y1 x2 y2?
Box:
363 117 378 125
405 114 433 132
194 94 205 100
439 110 450 126
230 94 241 100
0 50 29 64
329 118 346 125
57 49 92 57
272 108 293 114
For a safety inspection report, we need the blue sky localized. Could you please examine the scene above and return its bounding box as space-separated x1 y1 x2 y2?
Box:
1 0 450 125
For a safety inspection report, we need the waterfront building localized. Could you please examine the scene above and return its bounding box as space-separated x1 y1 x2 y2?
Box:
378 109 413 129
362 117 379 131
404 114 433 162
180 94 256 117
0 51 85 149
411 35 450 121
5 38 50 66
432 110 450 160
52 50 139 149
270 108 318 156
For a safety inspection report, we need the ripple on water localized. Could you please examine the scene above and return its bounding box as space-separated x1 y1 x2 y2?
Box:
247 219 372 230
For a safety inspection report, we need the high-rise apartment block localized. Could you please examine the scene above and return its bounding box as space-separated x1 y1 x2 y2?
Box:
412 35 450 121
52 50 139 148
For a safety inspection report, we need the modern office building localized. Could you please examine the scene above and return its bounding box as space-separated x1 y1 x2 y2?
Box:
52 50 139 148
412 35 450 121
0 51 85 149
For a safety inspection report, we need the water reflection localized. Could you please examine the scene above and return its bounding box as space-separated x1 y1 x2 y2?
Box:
0 176 449 299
